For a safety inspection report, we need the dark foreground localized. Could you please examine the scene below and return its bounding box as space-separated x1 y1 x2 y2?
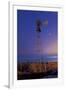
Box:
17 71 58 80
17 62 58 80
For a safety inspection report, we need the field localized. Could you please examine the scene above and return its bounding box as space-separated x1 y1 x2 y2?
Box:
17 61 58 80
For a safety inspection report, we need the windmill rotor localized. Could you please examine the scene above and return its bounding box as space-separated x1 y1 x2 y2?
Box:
36 19 48 32
36 19 42 33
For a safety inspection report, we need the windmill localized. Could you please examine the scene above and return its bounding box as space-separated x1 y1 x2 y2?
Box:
36 19 48 72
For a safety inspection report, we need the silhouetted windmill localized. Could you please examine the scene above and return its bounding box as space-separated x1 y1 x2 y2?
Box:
36 19 48 32
36 19 48 72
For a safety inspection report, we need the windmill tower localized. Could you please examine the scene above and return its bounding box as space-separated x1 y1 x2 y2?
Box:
36 19 48 72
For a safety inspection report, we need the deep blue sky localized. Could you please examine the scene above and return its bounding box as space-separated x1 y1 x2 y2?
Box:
17 10 58 61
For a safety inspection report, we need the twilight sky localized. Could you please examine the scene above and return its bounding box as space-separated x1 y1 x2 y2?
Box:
17 10 58 57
